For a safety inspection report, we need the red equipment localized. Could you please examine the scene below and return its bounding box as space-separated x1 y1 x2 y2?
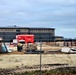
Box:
16 34 34 43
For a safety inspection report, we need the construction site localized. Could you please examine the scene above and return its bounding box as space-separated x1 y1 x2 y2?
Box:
0 34 76 75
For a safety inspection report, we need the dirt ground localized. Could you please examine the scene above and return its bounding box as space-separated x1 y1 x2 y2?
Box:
0 54 76 69
9 45 62 52
0 44 76 69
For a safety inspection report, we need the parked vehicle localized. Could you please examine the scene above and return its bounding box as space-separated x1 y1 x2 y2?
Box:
25 50 44 54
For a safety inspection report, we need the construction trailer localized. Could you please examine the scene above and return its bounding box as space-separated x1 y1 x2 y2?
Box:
16 34 34 43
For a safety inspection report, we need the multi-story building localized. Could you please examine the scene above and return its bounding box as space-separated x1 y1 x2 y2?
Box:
55 36 64 41
0 26 55 42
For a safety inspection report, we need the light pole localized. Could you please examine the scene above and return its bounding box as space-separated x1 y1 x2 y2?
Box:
40 37 42 75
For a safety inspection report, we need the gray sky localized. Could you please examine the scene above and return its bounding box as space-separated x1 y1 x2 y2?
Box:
0 0 76 38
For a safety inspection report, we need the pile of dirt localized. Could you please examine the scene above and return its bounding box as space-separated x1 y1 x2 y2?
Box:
22 44 37 51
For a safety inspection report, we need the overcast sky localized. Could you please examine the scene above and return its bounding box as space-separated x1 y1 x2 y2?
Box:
0 0 76 38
